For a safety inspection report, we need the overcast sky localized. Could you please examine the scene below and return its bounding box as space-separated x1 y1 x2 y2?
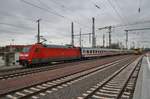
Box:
0 0 150 48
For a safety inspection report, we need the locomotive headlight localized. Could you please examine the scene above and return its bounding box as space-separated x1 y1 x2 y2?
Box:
24 54 29 57
19 54 23 57
20 54 29 57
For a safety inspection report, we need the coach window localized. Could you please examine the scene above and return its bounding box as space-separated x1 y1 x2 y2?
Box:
83 50 84 53
87 50 89 54
90 50 92 54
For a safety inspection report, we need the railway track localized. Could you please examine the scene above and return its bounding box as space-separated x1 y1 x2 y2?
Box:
0 55 138 99
0 55 128 80
77 57 142 99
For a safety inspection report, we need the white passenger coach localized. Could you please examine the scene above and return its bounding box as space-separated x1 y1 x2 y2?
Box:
81 47 131 58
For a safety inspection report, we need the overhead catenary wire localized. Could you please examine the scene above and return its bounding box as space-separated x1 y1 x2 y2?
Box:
138 0 142 13
0 29 35 34
21 0 90 30
0 11 38 30
48 0 90 19
112 19 150 28
98 19 150 30
112 0 130 24
37 0 57 13
0 22 35 30
21 0 65 18
0 11 35 22
0 8 63 27
39 0 90 30
93 0 111 19
48 0 65 8
104 0 144 27
106 0 127 24
90 0 101 9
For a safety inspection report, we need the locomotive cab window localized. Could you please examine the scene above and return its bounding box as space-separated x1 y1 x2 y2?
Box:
22 47 31 52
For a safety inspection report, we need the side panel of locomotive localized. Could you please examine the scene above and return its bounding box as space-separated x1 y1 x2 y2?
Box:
31 45 81 64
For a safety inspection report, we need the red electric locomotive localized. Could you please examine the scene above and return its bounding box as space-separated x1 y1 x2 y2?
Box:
19 43 81 67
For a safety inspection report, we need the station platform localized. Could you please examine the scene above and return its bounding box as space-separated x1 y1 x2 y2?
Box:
133 54 150 99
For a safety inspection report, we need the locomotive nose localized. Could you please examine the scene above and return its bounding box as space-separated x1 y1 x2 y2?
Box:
19 53 29 59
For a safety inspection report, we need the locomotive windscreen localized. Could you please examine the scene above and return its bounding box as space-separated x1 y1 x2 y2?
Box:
22 47 31 52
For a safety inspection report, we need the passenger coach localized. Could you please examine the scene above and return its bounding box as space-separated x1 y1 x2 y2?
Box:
81 47 124 58
19 43 132 67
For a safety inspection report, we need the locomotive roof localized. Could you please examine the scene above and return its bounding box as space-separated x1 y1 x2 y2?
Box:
43 44 73 48
81 47 133 52
81 47 124 51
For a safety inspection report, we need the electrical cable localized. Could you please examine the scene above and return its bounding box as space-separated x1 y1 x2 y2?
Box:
43 0 90 29
0 22 35 30
22 0 90 30
21 0 65 18
138 0 142 13
106 0 126 24
113 0 130 23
